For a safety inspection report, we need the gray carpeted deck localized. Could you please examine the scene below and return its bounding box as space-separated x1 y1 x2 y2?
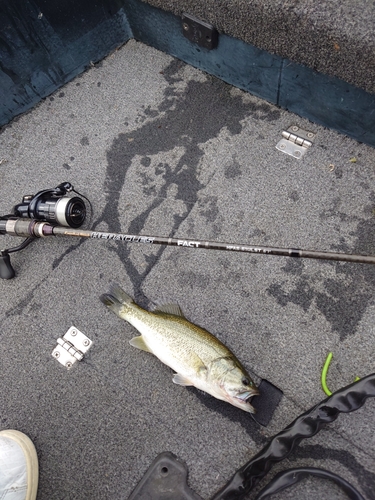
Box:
1 40 375 499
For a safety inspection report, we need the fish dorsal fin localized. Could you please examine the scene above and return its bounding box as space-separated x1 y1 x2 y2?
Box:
172 373 194 386
129 336 153 353
153 303 185 317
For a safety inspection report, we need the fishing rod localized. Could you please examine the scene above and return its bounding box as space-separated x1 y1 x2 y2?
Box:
2 216 375 279
1 181 375 279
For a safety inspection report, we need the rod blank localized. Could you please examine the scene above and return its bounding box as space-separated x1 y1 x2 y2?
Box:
3 218 375 265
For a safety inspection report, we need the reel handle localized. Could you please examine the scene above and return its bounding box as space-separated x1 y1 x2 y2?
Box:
0 252 15 279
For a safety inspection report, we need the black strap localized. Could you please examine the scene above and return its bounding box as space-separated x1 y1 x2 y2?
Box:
255 467 365 500
212 374 375 499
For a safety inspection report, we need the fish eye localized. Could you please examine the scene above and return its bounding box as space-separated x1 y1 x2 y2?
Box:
242 377 251 386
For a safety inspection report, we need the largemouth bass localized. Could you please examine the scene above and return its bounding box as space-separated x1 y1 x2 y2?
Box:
100 284 259 413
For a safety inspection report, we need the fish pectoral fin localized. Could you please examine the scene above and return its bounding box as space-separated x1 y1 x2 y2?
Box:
153 303 185 317
190 352 207 373
129 336 153 353
172 373 194 386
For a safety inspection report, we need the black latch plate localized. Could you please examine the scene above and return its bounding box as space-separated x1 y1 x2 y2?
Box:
250 379 284 427
128 451 203 500
182 13 218 50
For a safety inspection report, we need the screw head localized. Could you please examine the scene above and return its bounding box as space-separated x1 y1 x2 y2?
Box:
53 351 60 358
71 329 77 336
83 339 90 347
66 361 72 369
294 150 301 158
183 22 189 31
307 132 314 138
291 126 299 132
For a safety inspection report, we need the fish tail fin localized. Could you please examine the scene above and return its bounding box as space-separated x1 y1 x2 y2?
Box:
108 283 134 305
100 283 134 317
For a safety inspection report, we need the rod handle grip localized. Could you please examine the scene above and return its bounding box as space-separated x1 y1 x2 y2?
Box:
0 252 15 279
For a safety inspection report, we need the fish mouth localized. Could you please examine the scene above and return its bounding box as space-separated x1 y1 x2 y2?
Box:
236 388 260 401
234 388 260 413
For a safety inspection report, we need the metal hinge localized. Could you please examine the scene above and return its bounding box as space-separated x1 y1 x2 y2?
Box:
52 326 92 369
276 126 316 159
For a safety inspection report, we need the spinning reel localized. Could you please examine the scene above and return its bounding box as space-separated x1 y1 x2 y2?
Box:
0 182 88 279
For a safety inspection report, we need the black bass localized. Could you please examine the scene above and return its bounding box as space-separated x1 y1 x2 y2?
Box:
100 284 259 413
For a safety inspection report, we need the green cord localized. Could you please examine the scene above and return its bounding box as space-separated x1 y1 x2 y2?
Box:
321 352 360 396
321 352 333 396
